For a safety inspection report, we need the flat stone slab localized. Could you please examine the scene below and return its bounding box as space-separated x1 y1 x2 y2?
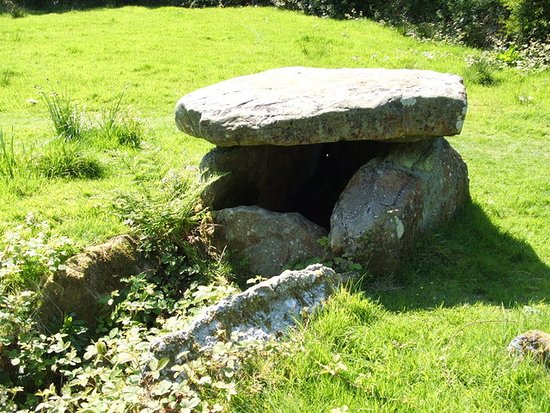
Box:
176 67 467 146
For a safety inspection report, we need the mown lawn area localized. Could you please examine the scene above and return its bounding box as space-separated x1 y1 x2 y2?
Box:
0 6 549 412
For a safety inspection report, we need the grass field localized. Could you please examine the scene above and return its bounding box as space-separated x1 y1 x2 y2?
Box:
1 6 549 412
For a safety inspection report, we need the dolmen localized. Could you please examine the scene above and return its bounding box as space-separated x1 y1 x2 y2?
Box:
176 67 470 278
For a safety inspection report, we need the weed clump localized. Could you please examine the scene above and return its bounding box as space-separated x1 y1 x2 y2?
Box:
41 90 145 147
112 169 229 291
464 54 498 85
0 69 17 87
33 142 103 179
99 92 143 148
42 91 87 142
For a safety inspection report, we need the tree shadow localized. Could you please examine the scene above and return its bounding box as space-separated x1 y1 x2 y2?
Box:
17 1 271 16
364 202 550 311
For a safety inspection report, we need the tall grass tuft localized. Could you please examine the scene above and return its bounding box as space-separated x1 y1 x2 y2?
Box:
0 130 19 180
41 91 87 141
464 54 497 86
99 91 143 148
0 69 16 87
33 141 103 179
0 130 40 196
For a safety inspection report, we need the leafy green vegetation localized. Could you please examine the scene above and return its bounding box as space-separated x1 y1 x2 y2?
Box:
0 6 548 412
111 168 231 289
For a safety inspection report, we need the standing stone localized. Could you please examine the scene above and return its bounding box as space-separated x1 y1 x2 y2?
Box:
329 138 469 275
176 67 467 146
213 206 328 278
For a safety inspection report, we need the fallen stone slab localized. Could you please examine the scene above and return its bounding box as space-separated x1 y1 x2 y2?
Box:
40 235 151 329
149 264 344 372
329 138 469 275
213 206 328 278
176 67 467 146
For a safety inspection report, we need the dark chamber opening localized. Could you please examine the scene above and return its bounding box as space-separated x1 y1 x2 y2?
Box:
202 140 388 229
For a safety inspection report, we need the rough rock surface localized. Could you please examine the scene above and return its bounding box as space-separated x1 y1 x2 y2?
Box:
213 206 328 278
150 264 343 371
329 138 469 275
508 330 550 366
176 67 467 146
201 141 385 228
40 235 150 328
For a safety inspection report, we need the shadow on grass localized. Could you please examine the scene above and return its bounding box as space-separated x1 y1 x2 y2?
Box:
7 2 272 17
366 202 550 311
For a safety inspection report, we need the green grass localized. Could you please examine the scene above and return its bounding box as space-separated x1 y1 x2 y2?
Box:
0 6 549 411
236 291 550 412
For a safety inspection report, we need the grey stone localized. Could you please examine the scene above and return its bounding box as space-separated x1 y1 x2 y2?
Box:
40 235 150 329
149 264 343 371
329 138 469 275
176 67 467 146
508 330 550 366
213 206 328 278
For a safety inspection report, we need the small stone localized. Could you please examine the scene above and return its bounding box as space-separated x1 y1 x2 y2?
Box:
508 330 550 366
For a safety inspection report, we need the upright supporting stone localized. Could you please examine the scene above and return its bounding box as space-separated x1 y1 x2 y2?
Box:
329 138 469 275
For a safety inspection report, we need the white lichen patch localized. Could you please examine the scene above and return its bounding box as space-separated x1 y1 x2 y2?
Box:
400 97 417 107
394 217 405 239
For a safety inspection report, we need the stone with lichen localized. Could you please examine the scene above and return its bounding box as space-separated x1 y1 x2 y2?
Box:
149 264 344 374
329 138 469 275
508 330 550 366
176 67 467 146
39 235 151 329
